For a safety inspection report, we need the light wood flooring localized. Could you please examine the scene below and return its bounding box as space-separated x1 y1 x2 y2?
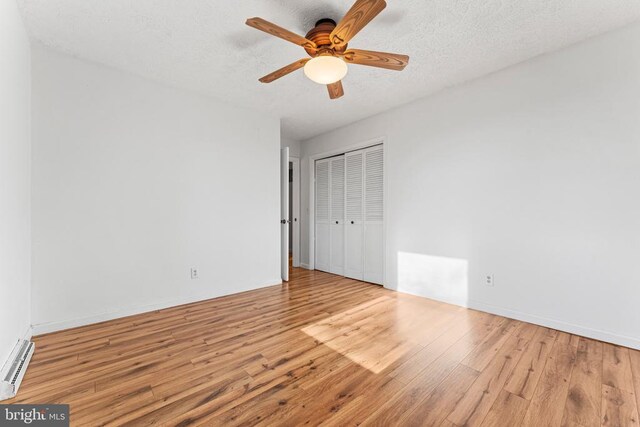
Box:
8 266 640 426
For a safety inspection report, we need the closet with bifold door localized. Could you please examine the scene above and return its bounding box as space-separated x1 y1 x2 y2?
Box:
315 144 383 285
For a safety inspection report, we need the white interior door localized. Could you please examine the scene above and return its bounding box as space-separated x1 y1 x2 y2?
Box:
344 151 364 280
291 157 301 268
329 156 345 275
314 159 330 273
281 147 289 282
363 145 384 284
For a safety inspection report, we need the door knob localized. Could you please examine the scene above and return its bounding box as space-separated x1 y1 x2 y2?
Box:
281 219 287 224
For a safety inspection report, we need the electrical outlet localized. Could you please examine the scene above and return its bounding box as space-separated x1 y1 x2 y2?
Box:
190 268 199 279
485 274 494 287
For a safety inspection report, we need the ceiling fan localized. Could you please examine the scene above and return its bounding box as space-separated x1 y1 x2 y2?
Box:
246 0 409 99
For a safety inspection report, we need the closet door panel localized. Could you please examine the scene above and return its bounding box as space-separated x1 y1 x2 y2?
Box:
363 146 384 285
344 151 364 280
330 226 344 275
363 224 384 284
314 159 330 273
316 224 330 272
329 156 345 275
345 226 363 279
364 147 384 223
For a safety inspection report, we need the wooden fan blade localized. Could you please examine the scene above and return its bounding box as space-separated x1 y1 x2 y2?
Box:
343 49 409 71
327 80 344 99
331 0 386 47
246 17 317 50
259 59 310 83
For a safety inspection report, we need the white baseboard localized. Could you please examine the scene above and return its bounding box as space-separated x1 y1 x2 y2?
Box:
300 263 311 270
467 299 640 350
31 277 640 351
389 286 640 351
31 278 282 335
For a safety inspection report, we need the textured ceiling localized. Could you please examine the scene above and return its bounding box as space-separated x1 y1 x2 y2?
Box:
19 0 640 140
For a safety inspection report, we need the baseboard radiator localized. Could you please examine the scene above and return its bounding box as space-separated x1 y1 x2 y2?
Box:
0 339 35 401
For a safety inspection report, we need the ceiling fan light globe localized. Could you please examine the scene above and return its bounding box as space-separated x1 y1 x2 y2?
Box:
303 56 348 85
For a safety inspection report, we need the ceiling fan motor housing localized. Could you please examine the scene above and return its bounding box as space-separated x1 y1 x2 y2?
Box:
304 19 347 57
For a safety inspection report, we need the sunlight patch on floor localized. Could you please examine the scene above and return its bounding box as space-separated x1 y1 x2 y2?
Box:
301 296 431 373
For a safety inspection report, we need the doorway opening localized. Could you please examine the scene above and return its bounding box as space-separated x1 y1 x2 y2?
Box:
281 147 300 282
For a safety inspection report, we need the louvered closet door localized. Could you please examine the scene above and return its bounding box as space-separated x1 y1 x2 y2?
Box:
329 156 345 275
363 145 384 284
314 159 330 273
344 151 364 280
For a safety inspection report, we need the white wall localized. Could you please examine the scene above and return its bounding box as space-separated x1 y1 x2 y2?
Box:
0 0 32 364
31 48 281 333
301 22 640 349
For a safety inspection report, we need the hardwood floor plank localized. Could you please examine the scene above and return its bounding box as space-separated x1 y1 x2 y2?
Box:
601 384 639 427
480 389 529 427
512 322 541 341
254 363 392 426
461 318 515 371
361 321 505 426
389 311 498 385
360 353 463 426
318 375 406 426
447 334 528 426
402 363 480 426
603 343 636 393
503 326 557 400
520 334 577 427
630 348 640 423
561 337 602 427
111 371 252 426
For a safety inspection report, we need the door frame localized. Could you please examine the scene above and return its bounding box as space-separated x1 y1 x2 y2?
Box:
307 136 386 283
290 156 301 268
